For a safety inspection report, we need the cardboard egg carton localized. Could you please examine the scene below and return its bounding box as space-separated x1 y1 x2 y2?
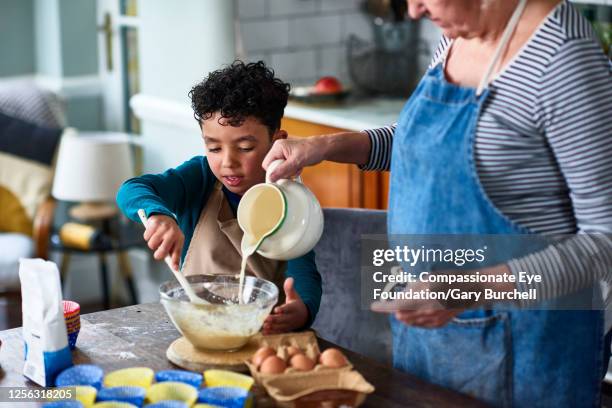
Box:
262 370 374 407
245 331 352 383
245 331 374 406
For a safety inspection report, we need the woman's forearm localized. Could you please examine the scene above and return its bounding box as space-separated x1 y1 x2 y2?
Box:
318 131 371 166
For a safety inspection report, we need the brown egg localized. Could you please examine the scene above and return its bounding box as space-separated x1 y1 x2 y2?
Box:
260 355 287 374
289 354 315 371
286 346 301 358
252 347 276 367
319 348 348 368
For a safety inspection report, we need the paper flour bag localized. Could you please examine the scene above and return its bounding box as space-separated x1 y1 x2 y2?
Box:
19 258 72 386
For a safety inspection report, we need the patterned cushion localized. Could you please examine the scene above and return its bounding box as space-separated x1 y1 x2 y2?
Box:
0 82 66 128
0 111 65 235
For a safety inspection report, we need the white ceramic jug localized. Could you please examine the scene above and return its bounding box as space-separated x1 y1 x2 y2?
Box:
237 159 324 260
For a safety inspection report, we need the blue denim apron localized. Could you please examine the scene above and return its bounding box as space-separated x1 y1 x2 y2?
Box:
387 2 604 406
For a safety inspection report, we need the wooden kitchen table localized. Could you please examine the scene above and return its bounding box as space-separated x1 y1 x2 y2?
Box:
0 303 488 407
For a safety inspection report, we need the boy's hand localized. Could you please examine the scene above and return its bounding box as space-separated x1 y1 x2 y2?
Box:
262 278 309 334
143 214 184 271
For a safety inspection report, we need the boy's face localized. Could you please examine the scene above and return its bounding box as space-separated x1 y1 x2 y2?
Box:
202 113 287 195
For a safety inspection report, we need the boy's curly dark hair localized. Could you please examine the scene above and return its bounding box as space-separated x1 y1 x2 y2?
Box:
189 60 290 135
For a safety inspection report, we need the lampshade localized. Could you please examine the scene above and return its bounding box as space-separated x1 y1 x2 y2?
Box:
52 132 134 202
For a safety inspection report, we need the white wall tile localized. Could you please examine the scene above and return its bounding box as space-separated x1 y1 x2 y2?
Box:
319 45 345 76
244 52 270 65
269 0 318 16
418 19 441 73
342 12 373 41
237 0 267 19
271 49 318 83
420 18 442 53
241 19 290 51
238 0 378 83
290 15 342 47
320 0 361 12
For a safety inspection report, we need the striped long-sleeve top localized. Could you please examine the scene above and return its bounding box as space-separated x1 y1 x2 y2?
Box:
362 1 612 305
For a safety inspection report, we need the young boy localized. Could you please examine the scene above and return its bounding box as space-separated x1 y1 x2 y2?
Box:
117 61 321 333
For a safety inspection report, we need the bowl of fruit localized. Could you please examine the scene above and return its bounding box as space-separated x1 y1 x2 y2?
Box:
289 76 350 104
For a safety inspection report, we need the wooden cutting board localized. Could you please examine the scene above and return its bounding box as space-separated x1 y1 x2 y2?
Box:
166 335 263 372
166 331 319 373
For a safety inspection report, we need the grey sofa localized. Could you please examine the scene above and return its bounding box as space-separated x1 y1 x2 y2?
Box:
312 208 392 365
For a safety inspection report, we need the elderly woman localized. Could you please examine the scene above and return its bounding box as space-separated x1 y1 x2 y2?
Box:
264 0 612 406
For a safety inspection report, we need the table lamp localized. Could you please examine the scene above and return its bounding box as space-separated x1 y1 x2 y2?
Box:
52 132 134 221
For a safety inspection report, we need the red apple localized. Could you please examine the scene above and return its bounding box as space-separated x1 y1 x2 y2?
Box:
313 76 343 94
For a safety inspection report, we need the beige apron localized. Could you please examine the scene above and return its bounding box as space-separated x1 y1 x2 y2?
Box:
182 182 286 303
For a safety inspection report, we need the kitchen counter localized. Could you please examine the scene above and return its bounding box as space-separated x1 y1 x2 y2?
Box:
285 97 406 132
0 303 488 407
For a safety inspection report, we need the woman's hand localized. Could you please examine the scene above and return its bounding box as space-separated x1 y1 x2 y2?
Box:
370 264 515 328
370 278 463 328
263 131 372 182
262 278 309 334
372 297 462 328
262 137 326 182
143 214 184 271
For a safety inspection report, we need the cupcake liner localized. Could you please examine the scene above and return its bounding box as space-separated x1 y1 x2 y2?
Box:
193 405 224 408
104 367 155 389
54 385 97 407
55 365 104 389
203 370 254 391
144 401 189 408
155 370 203 389
97 386 146 407
74 385 97 407
66 327 81 334
197 387 251 408
63 300 81 315
42 402 83 408
68 331 80 350
145 382 197 406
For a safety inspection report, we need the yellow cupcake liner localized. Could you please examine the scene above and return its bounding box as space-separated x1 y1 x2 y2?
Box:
46 386 97 407
145 381 198 406
92 402 137 408
203 369 254 391
104 367 154 389
74 385 97 407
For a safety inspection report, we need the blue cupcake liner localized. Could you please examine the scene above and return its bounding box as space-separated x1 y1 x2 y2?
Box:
42 402 83 408
68 331 79 350
97 386 146 406
144 401 189 408
55 364 104 389
198 387 251 408
155 370 203 389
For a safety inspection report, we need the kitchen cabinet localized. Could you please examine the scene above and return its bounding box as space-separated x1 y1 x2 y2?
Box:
281 117 389 210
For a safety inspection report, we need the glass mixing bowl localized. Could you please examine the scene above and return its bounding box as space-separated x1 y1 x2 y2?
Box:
160 275 278 352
